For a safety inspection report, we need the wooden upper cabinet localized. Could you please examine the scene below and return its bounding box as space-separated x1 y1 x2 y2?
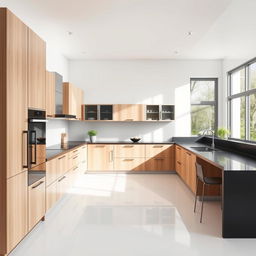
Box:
63 82 84 118
113 104 144 121
28 28 46 110
46 71 56 117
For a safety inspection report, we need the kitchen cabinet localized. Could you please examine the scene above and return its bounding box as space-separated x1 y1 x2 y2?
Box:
114 158 145 171
46 181 57 212
88 145 114 171
0 9 29 256
184 150 197 193
63 82 84 119
113 104 144 121
46 71 56 117
6 171 28 253
28 177 46 231
56 172 71 200
56 153 69 177
145 157 173 171
46 157 57 186
114 145 145 158
28 28 46 110
145 144 173 158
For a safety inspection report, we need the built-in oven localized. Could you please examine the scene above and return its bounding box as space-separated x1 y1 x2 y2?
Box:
28 109 47 171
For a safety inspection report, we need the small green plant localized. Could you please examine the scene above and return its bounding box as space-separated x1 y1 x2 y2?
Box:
217 128 229 139
88 130 97 136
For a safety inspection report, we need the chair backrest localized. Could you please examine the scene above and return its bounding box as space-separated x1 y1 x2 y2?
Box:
195 162 205 182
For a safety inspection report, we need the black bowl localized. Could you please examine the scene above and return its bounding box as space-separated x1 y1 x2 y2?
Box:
130 137 141 143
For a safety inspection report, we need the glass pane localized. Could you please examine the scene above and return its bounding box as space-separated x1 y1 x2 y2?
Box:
250 94 256 141
249 63 256 89
230 68 245 95
231 97 245 139
191 80 215 103
191 105 214 135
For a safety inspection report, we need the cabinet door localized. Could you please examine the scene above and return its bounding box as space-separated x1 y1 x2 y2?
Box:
56 173 70 200
28 28 46 110
113 104 144 121
46 181 57 212
46 158 57 186
7 171 28 252
88 145 114 171
76 88 83 120
56 154 68 177
46 71 55 117
145 157 173 171
63 82 77 116
175 146 182 175
28 177 46 231
6 9 28 178
114 158 145 171
145 145 172 158
115 145 145 157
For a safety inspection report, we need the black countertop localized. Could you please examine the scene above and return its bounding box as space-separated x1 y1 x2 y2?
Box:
178 142 256 171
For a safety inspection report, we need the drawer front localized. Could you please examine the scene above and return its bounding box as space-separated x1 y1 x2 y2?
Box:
28 177 46 231
114 145 145 157
114 158 145 171
46 158 57 186
79 145 87 162
145 144 172 158
56 154 68 177
56 174 69 200
145 157 173 171
46 181 57 212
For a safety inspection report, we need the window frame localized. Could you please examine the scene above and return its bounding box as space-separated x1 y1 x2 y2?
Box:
228 57 256 142
190 78 218 135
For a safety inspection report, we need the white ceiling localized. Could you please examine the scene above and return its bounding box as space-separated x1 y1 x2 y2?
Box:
1 0 256 60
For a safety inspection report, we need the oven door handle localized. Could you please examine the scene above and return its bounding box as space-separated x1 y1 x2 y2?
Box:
22 130 29 168
31 130 37 165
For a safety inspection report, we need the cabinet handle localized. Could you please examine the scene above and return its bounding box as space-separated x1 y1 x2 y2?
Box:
23 130 29 168
58 155 66 160
95 145 105 148
153 145 164 148
73 150 78 153
73 156 78 160
124 145 134 148
32 181 44 189
125 119 134 121
73 167 78 171
124 159 134 161
186 152 191 156
177 161 181 165
155 158 164 160
31 130 37 164
58 176 66 182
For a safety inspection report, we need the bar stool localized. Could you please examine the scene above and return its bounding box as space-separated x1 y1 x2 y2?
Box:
194 162 222 223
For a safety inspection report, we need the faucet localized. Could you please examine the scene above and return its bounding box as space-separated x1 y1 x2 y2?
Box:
201 129 215 149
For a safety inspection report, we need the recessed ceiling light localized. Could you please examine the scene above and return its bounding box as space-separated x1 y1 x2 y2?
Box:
188 31 193 36
82 52 86 54
174 50 179 54
67 31 73 36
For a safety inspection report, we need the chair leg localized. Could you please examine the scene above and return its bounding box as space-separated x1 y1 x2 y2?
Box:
194 178 199 213
219 184 222 210
200 183 205 223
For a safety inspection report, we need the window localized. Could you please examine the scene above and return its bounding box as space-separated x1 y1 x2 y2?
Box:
228 58 256 141
190 78 218 135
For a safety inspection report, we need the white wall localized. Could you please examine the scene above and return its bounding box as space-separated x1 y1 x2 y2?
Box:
46 44 69 81
46 119 69 147
68 60 222 142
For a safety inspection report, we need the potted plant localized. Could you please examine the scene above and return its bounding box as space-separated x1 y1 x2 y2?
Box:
217 127 230 139
88 130 97 143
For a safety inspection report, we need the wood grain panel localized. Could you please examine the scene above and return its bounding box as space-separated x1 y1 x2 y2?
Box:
28 28 46 110
46 71 55 117
46 181 57 212
113 104 144 121
7 172 28 252
144 157 173 171
28 177 46 231
145 144 173 158
114 144 145 157
46 158 57 186
114 158 145 171
87 145 114 171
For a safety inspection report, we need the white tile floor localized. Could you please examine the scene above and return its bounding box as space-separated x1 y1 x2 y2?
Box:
10 173 256 256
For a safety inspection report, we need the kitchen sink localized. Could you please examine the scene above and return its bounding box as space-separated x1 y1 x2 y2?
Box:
190 146 217 152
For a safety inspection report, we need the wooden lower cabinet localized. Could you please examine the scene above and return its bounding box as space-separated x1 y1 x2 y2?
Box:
28 177 46 231
46 158 57 186
6 172 28 253
56 154 68 177
114 158 145 171
115 145 145 158
46 181 57 212
145 157 173 171
87 145 114 171
184 150 197 193
56 174 69 200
